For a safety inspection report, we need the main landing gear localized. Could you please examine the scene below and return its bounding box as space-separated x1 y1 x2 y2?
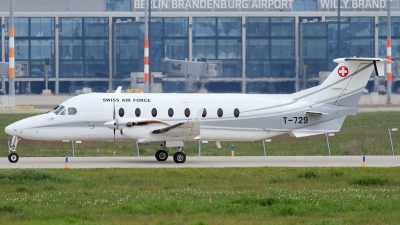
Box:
8 136 21 163
155 143 186 163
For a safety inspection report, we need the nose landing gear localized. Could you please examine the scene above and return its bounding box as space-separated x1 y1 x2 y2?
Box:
8 136 21 163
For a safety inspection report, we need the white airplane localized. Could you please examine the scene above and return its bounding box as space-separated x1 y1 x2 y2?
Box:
5 57 386 163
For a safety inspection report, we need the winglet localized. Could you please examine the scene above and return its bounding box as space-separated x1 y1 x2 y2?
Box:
115 86 122 94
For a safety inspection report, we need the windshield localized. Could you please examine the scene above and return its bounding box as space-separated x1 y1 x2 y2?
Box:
52 105 65 115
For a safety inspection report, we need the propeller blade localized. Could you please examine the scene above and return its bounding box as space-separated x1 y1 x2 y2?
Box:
113 128 116 156
113 101 116 120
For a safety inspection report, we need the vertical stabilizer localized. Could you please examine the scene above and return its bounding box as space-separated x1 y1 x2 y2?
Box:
294 58 386 107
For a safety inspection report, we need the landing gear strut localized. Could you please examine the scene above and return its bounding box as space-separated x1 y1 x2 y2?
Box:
8 136 21 163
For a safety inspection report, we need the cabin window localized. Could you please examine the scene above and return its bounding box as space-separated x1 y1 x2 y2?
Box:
135 108 141 117
184 108 190 117
152 108 157 117
168 108 174 117
202 108 207 117
234 108 239 118
119 108 125 117
217 108 223 117
68 107 77 115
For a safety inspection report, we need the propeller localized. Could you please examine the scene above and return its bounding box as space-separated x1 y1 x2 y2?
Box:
103 101 126 156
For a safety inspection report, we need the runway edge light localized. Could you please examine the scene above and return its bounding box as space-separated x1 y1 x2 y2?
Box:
362 156 366 167
231 145 234 157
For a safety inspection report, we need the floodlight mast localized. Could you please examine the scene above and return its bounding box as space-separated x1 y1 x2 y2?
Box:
9 0 15 95
144 0 149 93
387 0 392 104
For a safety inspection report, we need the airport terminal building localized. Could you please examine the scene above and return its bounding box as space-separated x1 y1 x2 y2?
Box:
0 0 399 94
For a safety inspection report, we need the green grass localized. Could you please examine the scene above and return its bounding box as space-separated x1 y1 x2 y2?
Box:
1 112 400 157
0 167 400 224
1 112 400 224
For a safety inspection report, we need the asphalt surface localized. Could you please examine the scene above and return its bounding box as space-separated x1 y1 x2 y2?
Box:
1 156 399 168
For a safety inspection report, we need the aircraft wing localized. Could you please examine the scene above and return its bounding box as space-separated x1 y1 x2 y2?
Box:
151 109 202 137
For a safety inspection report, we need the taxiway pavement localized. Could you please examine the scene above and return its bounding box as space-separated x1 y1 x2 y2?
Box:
1 156 400 168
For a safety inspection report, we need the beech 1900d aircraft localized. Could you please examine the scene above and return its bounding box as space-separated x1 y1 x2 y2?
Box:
5 57 386 163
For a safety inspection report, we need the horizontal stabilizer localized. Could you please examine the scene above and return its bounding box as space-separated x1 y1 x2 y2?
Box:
290 116 346 138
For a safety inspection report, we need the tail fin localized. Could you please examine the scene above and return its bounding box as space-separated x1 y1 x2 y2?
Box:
293 58 386 107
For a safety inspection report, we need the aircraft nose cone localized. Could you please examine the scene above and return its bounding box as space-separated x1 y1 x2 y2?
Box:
5 125 14 135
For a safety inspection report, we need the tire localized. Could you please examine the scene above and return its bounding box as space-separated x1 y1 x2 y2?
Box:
155 150 160 161
8 153 19 163
155 150 168 161
173 152 186 163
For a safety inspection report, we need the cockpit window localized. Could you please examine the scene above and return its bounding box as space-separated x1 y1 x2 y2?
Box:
52 105 65 115
68 107 77 115
60 109 66 115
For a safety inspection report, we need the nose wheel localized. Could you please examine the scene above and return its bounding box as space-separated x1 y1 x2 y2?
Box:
8 152 19 163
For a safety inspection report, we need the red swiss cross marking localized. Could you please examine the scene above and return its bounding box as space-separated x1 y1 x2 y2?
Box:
338 66 349 77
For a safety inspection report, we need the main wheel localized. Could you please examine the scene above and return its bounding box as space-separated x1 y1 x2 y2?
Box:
8 152 19 163
173 152 186 163
155 150 168 161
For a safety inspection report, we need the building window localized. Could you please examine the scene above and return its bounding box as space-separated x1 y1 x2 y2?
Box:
59 17 109 78
217 17 241 37
31 18 54 37
84 18 109 37
164 18 188 37
293 0 317 11
162 17 189 60
246 17 269 37
59 18 82 37
193 39 216 60
106 0 131 11
5 17 29 37
193 18 216 37
378 17 400 59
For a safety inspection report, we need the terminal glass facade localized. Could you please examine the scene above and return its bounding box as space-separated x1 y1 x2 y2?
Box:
5 17 55 78
59 17 109 78
193 17 242 78
106 0 131 11
113 21 161 77
1 1 400 94
300 17 375 83
162 17 189 60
